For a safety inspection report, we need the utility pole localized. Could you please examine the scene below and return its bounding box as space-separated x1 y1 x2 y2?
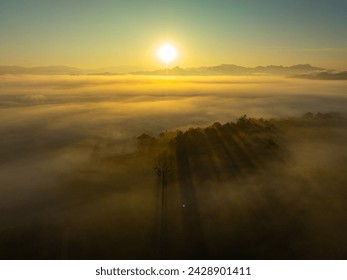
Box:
155 160 170 259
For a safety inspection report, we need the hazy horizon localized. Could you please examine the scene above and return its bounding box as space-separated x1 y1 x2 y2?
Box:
0 62 341 71
0 62 343 77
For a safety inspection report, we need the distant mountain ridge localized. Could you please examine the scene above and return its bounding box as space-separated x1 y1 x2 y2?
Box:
132 64 326 76
0 64 328 76
291 71 347 80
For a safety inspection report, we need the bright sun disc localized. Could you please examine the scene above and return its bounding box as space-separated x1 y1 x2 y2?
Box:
158 44 177 64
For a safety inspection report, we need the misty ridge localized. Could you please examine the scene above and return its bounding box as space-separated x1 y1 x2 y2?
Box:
292 71 347 80
0 75 347 259
2 63 346 80
0 63 330 76
131 64 327 76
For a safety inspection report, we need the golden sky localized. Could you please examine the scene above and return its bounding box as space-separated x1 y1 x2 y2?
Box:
1 0 347 71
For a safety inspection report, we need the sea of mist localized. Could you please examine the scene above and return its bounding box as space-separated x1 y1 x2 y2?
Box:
1 75 347 259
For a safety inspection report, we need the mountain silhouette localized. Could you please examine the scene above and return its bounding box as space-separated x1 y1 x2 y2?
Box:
131 64 326 76
0 64 328 76
291 71 347 80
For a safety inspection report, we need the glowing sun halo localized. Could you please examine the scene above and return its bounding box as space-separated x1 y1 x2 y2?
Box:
158 44 177 65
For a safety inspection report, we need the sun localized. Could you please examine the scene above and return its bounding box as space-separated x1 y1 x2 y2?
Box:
157 43 177 65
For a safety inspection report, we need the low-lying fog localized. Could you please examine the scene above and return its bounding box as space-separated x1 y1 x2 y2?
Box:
0 75 347 259
1 75 346 152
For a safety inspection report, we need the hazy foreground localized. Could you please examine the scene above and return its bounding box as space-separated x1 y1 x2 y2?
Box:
0 75 347 259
